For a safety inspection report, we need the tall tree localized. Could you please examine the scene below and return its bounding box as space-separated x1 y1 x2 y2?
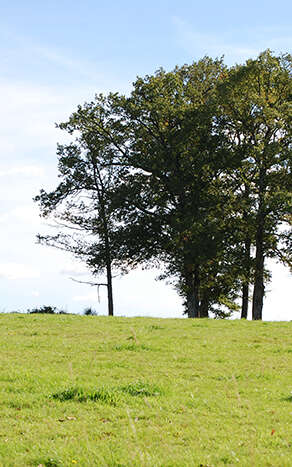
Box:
35 99 130 316
36 58 241 318
218 50 292 319
108 59 243 318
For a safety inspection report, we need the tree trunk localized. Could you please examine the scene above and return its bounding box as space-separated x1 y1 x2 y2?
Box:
104 234 114 316
185 267 200 318
199 293 209 318
241 283 249 319
241 236 251 319
101 204 114 316
106 270 114 317
241 184 251 319
252 168 266 320
186 291 197 318
91 165 114 317
252 224 265 320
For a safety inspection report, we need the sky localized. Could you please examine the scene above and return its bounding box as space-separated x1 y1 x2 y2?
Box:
0 0 291 320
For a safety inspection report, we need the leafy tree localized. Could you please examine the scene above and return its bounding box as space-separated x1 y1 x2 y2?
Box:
218 50 292 319
36 51 291 320
102 58 243 318
35 99 130 316
36 58 241 318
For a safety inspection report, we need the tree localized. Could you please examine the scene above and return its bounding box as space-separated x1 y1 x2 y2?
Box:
102 58 243 318
36 58 242 318
35 98 130 316
36 51 291 320
218 50 292 319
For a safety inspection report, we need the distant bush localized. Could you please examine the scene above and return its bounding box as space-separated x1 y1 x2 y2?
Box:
83 307 97 316
28 305 57 314
58 309 68 315
27 305 68 315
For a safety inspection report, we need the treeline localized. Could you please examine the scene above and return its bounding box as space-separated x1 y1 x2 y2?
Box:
27 306 97 315
35 50 292 320
3 306 97 315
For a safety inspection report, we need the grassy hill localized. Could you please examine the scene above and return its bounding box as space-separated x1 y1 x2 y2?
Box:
0 314 292 466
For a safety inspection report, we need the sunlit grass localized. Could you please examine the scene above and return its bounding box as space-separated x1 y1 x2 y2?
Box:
0 314 292 466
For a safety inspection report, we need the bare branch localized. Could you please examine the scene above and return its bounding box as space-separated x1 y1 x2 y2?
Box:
69 277 108 287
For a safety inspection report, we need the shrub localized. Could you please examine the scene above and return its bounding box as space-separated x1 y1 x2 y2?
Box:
28 305 57 314
83 307 97 316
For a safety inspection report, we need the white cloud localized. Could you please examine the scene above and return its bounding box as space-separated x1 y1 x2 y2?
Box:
0 205 40 225
0 80 100 160
31 290 40 297
73 291 99 302
0 165 44 178
0 263 40 280
263 261 292 321
57 254 91 277
59 265 89 277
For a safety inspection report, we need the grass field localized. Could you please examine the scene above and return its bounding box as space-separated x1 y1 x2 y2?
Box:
0 314 292 466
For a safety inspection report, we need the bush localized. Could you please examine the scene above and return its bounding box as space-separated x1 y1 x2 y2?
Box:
83 307 97 316
58 309 68 315
28 305 57 314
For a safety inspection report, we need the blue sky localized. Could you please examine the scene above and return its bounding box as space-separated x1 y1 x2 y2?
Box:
0 0 291 319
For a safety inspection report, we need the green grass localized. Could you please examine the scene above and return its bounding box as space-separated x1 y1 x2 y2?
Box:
0 314 292 466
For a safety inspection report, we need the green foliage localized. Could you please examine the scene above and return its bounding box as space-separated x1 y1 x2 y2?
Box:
217 50 292 319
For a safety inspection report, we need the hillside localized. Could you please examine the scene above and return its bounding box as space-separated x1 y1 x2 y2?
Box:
0 314 292 466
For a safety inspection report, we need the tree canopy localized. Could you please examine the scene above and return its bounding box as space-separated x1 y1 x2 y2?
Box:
35 50 292 319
